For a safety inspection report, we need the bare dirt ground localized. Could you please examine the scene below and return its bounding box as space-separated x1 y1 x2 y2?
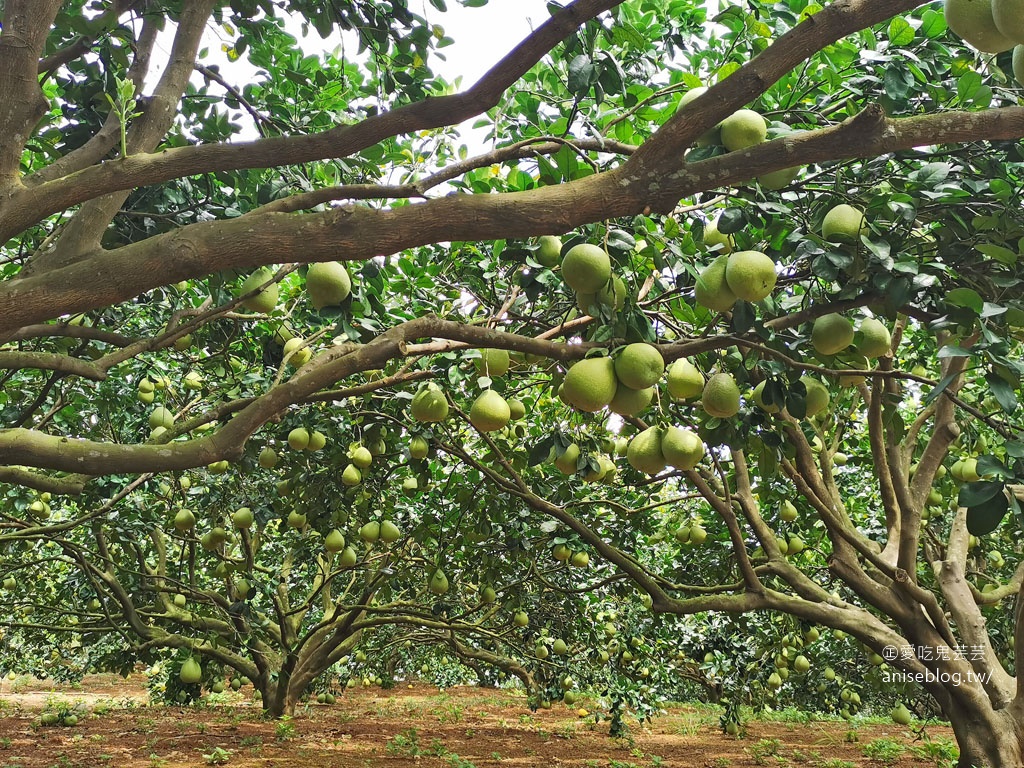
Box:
0 674 957 768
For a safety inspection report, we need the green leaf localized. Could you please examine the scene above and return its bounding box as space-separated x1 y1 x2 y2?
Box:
966 491 1009 537
985 372 1019 414
887 17 914 46
977 244 1018 265
567 54 596 98
920 9 947 38
945 288 983 314
958 480 1004 508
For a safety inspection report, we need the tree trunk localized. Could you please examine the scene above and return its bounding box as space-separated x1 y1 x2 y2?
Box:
947 705 1024 768
259 679 298 718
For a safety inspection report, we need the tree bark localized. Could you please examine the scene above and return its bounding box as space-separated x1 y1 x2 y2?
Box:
946 704 1024 768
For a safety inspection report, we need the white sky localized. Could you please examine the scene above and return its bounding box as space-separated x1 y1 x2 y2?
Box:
146 2 552 141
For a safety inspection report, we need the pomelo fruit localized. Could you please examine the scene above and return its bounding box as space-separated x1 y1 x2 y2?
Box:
474 348 510 378
553 543 572 561
702 373 741 418
993 0 1024 44
627 427 667 475
339 546 358 567
1015 45 1024 86
307 430 326 451
802 377 831 418
725 250 777 302
359 521 380 543
751 380 781 414
758 166 800 190
811 313 855 355
614 343 665 390
306 261 352 309
821 204 867 243
238 267 278 313
173 508 196 532
695 254 737 312
283 337 312 366
508 398 526 420
703 216 734 254
892 703 912 726
380 520 401 543
231 507 254 530
180 657 202 684
428 568 449 595
661 427 704 470
554 443 581 475
856 317 891 358
570 551 589 568
780 500 798 522
608 384 654 416
342 463 362 486
258 446 279 469
945 0 1016 52
552 638 569 655
597 275 628 310
287 427 310 450
411 383 449 422
562 357 618 412
470 389 511 432
666 358 704 400
325 529 346 552
536 235 563 268
720 109 768 151
351 445 373 469
561 243 611 293
513 610 529 627
409 435 430 459
149 406 175 429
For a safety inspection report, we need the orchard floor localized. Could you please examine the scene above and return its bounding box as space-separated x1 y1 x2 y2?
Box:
0 674 958 768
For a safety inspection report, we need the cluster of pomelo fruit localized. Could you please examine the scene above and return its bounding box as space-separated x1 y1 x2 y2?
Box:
944 0 1024 87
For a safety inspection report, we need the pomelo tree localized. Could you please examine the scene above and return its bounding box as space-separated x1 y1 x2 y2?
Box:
3 0 1024 764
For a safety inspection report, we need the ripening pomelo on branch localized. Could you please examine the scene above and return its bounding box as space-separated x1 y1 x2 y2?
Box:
179 657 202 684
561 243 612 293
562 357 618 412
695 254 737 312
821 204 868 243
306 261 352 309
470 389 511 432
724 250 777 302
614 343 665 390
811 313 855 356
720 109 768 151
237 267 279 313
536 235 563 268
702 372 741 418
597 275 628 311
992 0 1024 44
1013 44 1024 86
428 568 450 595
411 383 449 422
802 377 831 418
855 317 891 358
661 427 705 470
608 383 655 416
757 165 801 190
474 348 510 378
667 358 704 400
945 0 1017 52
627 426 667 475
751 380 781 414
702 216 734 254
554 442 581 475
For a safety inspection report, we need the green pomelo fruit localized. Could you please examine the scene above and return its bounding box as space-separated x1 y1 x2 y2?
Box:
570 551 589 567
608 384 654 416
552 638 568 655
553 544 572 562
428 568 450 595
703 216 734 254
341 463 362 487
695 254 737 312
811 313 855 355
614 343 665 390
411 384 449 422
892 703 912 726
149 406 175 429
554 443 581 475
946 0 1016 52
702 373 741 418
306 261 352 309
627 427 667 475
379 520 401 543
536 235 563 267
475 348 510 378
561 243 612 293
513 611 529 626
856 317 891 358
993 0 1024 44
725 250 777 302
780 500 798 522
720 109 768 151
562 357 618 412
287 427 310 450
238 267 279 313
802 377 831 418
481 586 497 603
231 507 254 530
758 166 800 190
1013 44 1024 86
351 445 373 469
508 399 526 420
180 657 202 684
470 389 511 432
173 508 196 532
258 446 279 468
661 427 704 470
597 275 628 310
821 204 867 243
339 546 358 567
666 358 704 400
325 529 346 552
751 380 781 414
